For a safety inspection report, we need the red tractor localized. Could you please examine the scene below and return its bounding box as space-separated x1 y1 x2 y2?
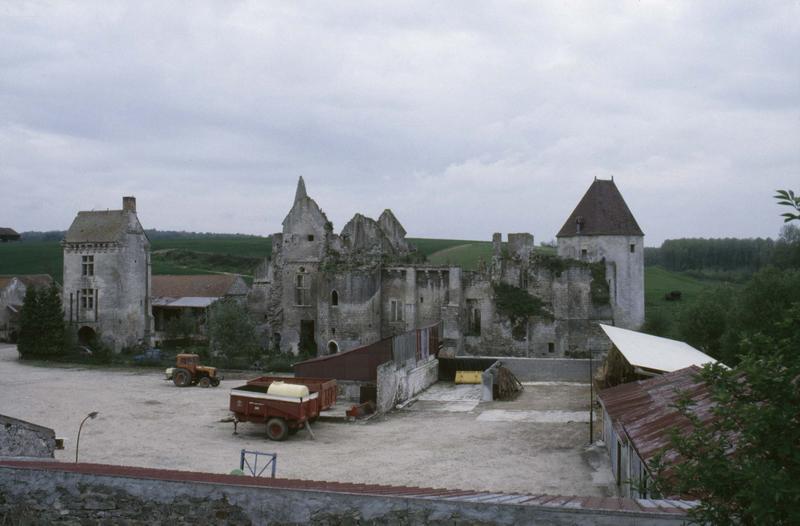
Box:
164 353 222 388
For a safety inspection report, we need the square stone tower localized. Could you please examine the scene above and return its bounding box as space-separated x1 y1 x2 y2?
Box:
62 196 152 351
556 179 645 329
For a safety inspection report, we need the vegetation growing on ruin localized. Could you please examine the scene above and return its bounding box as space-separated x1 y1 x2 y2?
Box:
589 262 610 305
530 253 571 276
492 282 544 323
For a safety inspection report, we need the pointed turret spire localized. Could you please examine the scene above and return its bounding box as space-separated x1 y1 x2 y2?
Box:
294 176 307 203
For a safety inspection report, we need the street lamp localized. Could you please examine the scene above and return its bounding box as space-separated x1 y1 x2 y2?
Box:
75 411 99 463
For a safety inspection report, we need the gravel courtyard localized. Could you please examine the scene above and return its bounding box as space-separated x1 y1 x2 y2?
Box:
0 343 615 496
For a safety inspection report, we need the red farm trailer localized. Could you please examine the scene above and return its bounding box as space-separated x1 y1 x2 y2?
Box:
229 376 337 441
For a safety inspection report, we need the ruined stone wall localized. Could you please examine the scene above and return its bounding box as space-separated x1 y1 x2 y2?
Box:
0 415 55 458
459 252 612 358
316 269 382 354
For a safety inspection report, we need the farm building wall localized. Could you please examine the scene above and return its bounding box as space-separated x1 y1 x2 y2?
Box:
0 460 691 525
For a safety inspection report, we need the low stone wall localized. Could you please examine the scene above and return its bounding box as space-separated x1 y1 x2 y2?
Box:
456 356 600 383
0 414 56 458
0 460 691 525
376 358 439 413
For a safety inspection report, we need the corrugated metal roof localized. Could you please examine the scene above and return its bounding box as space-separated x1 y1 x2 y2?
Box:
557 179 644 237
164 297 218 308
600 324 715 373
598 366 715 466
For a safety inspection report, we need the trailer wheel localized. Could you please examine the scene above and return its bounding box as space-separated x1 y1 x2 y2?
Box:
210 378 220 387
266 418 288 441
198 377 211 388
173 369 191 387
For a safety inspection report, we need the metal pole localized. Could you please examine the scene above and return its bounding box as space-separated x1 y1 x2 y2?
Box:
75 412 98 463
240 449 245 471
589 351 594 444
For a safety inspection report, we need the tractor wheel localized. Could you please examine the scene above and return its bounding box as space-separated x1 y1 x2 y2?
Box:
210 377 220 387
198 377 211 388
265 418 288 441
173 369 191 387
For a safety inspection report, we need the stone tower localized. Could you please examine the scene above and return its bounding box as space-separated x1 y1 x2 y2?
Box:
62 196 152 351
556 179 644 329
273 176 332 354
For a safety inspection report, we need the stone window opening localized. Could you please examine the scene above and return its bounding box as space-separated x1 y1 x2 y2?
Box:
419 296 424 303
630 243 635 253
331 327 336 336
520 270 529 289
331 289 339 306
81 255 94 276
466 299 481 336
328 340 339 354
581 249 588 259
390 299 403 322
80 288 94 310
307 234 315 241
548 342 555 353
295 271 310 306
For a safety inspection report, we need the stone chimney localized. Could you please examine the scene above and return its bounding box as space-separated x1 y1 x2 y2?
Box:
123 196 136 212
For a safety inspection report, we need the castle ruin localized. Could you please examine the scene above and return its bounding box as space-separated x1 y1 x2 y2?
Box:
250 177 644 358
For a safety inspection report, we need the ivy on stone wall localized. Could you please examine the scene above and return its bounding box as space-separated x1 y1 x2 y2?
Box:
530 253 570 276
589 262 610 305
492 282 544 323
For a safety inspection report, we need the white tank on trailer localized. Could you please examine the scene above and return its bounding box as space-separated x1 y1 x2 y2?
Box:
267 381 310 399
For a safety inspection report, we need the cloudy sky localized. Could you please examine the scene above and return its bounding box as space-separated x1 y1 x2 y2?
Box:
1 1 798 245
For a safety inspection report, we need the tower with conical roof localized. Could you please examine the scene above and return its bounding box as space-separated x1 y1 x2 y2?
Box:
556 178 644 329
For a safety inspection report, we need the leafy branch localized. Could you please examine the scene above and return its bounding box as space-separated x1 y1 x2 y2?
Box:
774 189 800 223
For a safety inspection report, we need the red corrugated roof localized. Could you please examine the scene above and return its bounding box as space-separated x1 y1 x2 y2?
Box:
598 366 715 465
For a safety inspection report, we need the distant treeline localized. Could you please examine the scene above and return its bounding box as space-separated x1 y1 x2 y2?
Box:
645 225 800 276
19 230 266 241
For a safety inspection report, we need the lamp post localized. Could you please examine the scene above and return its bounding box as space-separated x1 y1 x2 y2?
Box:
75 411 98 463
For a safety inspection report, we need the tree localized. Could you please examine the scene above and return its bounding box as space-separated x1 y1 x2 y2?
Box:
678 285 733 361
164 310 198 340
17 284 66 358
650 304 800 525
206 298 258 363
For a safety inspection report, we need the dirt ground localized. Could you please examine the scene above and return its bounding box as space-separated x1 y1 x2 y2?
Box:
0 343 616 496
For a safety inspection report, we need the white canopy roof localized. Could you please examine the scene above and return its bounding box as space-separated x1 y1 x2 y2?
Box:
599 324 716 373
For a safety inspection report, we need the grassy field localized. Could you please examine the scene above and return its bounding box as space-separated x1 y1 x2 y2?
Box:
644 266 717 336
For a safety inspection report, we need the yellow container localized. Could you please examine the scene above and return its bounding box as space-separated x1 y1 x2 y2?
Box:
455 371 482 384
267 381 310 398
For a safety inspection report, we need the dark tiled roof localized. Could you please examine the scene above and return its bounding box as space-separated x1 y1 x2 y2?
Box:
152 274 246 299
598 366 714 466
0 227 20 237
557 179 644 237
64 210 128 243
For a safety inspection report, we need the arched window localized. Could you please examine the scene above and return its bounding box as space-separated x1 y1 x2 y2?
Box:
328 340 339 354
331 289 339 306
